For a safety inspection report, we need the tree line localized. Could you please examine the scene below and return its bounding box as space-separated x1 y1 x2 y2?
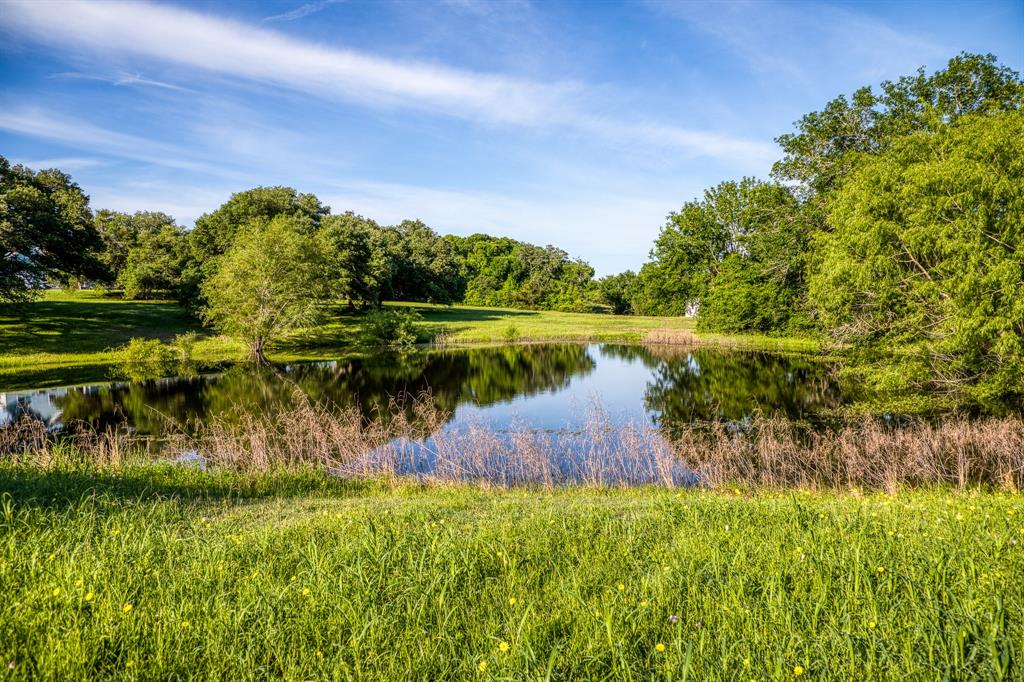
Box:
0 176 600 312
616 52 1023 404
2 52 1020 401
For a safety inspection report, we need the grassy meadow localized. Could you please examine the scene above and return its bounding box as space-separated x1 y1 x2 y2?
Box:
4 291 1019 680
0 291 815 390
1 457 1021 680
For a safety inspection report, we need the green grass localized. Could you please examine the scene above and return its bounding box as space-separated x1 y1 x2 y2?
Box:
0 459 1020 679
0 292 817 390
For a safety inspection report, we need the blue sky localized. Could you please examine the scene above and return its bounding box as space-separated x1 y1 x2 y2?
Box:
1 0 1021 274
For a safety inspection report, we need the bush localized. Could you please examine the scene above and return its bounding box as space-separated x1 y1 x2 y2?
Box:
361 308 422 348
502 324 521 343
113 338 179 381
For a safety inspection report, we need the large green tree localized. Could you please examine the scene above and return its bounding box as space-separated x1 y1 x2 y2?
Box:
448 233 597 312
808 110 1024 403
633 179 808 331
94 210 177 285
774 53 1022 198
381 220 462 304
182 187 328 306
0 156 102 303
316 212 389 308
201 215 328 363
118 224 188 300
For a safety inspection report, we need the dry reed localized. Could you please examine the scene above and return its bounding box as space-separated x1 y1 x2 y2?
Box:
3 393 1022 490
643 328 700 345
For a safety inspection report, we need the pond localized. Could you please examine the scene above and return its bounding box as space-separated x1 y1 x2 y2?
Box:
2 343 848 440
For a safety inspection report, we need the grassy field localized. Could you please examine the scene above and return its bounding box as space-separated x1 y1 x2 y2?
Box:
0 291 816 390
0 458 1019 680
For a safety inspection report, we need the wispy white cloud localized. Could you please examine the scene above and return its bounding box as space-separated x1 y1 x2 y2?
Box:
0 0 773 166
264 0 344 23
11 157 105 171
49 70 189 91
86 180 236 224
0 109 248 180
647 0 946 86
1 0 576 126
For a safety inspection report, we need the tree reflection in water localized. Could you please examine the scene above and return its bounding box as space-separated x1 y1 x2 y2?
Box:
601 345 847 438
5 343 851 443
42 344 597 436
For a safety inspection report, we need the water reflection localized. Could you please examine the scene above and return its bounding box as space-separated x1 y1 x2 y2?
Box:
605 345 846 436
2 344 849 439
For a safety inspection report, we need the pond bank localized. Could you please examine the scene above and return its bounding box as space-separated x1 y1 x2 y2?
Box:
0 291 817 389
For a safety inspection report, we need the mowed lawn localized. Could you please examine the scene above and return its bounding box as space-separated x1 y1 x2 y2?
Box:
0 462 1019 680
1 291 822 389
1 292 712 389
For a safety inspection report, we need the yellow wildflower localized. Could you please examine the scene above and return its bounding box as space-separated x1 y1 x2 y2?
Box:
498 641 509 653
793 665 804 676
478 660 487 672
51 587 60 597
122 603 133 614
655 643 666 653
85 592 94 602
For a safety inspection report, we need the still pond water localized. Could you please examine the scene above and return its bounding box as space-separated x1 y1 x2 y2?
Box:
2 344 847 439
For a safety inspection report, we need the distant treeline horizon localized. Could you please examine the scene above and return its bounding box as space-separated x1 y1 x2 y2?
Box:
2 52 1022 404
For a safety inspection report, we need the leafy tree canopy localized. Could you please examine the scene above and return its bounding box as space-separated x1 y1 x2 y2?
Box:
189 186 328 263
633 178 808 331
119 224 188 300
773 52 1023 197
94 210 177 284
448 233 597 312
808 110 1024 403
201 215 329 363
0 156 102 303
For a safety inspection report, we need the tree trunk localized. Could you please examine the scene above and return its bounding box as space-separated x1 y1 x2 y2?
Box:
250 337 268 365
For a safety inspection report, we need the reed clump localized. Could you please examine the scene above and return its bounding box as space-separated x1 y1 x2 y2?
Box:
679 415 1024 492
643 328 700 345
3 394 1022 490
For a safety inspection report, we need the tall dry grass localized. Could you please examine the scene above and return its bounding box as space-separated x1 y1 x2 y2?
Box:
3 392 1022 490
679 416 1024 492
643 328 700 345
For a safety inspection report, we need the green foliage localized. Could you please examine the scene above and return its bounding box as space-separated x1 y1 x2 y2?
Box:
0 465 1019 679
201 216 328 362
182 187 328 306
501 323 520 342
112 333 202 382
809 110 1024 403
0 156 103 303
637 179 808 332
360 308 422 348
631 52 1022 402
381 220 462 305
315 212 388 308
597 271 638 314
94 210 177 285
448 234 597 311
113 338 180 381
118 225 187 300
173 332 198 365
773 52 1023 196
